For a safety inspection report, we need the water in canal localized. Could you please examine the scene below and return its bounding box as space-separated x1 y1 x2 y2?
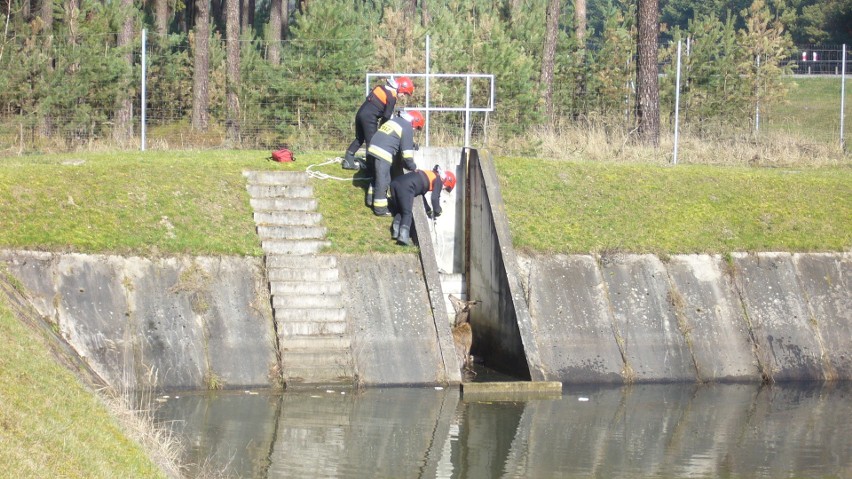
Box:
150 381 852 478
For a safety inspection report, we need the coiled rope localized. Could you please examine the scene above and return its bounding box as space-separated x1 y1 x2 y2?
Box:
306 157 372 181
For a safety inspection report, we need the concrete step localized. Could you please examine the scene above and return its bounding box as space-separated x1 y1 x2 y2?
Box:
258 225 327 241
280 336 351 350
244 170 309 186
254 211 323 226
282 366 355 386
281 349 354 374
273 294 343 309
267 254 337 270
270 280 342 295
251 197 318 212
247 184 313 199
262 239 330 255
274 307 346 323
268 267 339 282
280 320 348 336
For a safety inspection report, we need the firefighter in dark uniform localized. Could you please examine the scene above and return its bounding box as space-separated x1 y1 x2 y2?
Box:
342 76 415 170
366 110 425 216
389 165 456 246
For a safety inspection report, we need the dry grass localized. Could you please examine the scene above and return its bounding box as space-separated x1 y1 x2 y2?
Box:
481 123 850 168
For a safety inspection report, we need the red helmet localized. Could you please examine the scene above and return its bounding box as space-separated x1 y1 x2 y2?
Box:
396 76 415 95
441 170 456 192
403 110 425 130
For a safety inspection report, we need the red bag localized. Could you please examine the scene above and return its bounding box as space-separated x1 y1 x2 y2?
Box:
271 148 294 162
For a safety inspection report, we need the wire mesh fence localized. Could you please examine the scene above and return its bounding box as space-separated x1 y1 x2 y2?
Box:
0 33 848 161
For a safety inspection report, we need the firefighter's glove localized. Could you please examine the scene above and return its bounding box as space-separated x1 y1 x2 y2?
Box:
413 142 419 151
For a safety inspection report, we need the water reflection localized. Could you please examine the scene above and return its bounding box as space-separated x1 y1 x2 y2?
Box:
151 383 852 478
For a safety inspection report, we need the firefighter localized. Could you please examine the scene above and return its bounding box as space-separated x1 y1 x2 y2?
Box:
342 76 415 170
366 109 425 216
389 165 456 246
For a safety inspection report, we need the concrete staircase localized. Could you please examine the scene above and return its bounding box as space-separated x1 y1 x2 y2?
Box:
244 170 356 388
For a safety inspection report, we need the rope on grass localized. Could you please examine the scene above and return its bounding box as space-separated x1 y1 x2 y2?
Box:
306 157 372 181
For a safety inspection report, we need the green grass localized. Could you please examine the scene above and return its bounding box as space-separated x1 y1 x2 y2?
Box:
1 149 850 256
0 298 166 478
0 150 272 256
765 77 850 143
497 157 851 254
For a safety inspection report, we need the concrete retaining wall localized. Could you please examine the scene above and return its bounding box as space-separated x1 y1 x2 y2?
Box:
1 250 459 390
2 248 848 388
0 251 277 391
517 252 851 384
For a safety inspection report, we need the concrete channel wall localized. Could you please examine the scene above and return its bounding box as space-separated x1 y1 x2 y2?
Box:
465 150 851 384
2 250 848 389
515 252 851 384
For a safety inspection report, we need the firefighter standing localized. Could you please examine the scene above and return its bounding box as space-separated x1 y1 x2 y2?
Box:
389 165 456 246
366 110 425 216
342 76 415 170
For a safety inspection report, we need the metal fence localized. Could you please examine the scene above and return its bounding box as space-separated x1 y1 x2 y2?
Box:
0 35 849 159
786 45 851 75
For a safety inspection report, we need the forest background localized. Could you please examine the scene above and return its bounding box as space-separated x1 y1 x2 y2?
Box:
0 0 850 161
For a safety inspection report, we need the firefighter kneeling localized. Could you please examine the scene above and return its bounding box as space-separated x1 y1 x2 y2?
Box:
389 165 456 246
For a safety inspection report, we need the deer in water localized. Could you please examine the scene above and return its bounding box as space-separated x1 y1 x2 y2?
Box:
449 294 479 378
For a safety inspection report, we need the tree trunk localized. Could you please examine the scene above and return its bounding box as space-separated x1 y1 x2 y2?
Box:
226 0 241 143
268 0 281 65
40 0 53 29
113 0 135 144
636 0 660 146
40 0 54 137
155 0 168 38
192 0 210 131
404 0 415 20
574 0 587 118
282 0 288 39
240 0 249 32
575 0 586 46
540 0 559 125
420 0 429 27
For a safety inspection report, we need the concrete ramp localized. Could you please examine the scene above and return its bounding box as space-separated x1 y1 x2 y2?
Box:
338 255 458 386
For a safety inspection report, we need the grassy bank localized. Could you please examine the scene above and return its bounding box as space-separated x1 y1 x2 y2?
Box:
0 295 169 478
1 150 850 255
496 157 850 254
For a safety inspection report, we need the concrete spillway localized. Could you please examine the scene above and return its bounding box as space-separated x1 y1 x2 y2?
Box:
1 147 850 390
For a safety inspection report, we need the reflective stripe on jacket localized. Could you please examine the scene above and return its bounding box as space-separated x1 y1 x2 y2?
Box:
367 116 417 171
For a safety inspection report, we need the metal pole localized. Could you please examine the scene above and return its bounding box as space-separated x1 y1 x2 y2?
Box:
673 39 682 165
755 55 760 135
425 35 431 147
141 29 147 151
464 76 471 147
841 44 847 151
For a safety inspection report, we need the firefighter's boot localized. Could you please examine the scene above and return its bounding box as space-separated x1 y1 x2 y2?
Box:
391 215 401 239
342 151 359 170
397 225 412 246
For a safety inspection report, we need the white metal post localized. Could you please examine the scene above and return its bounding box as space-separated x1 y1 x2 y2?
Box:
841 44 847 151
425 35 431 147
673 39 682 165
755 55 761 135
141 29 147 151
464 76 471 147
